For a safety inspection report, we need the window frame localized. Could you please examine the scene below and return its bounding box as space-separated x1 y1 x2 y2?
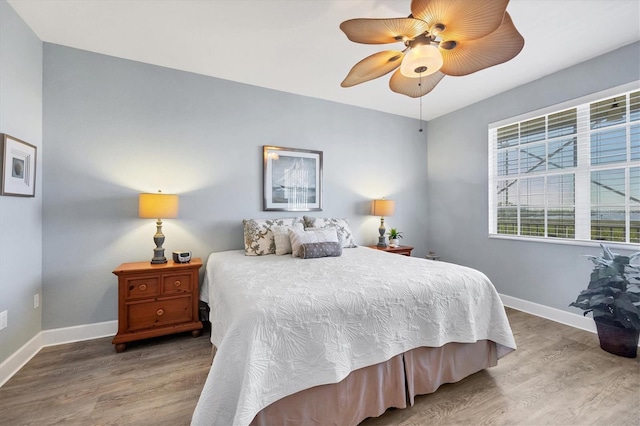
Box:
488 81 640 249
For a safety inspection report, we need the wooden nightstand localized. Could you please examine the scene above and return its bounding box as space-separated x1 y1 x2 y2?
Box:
368 245 414 256
112 258 203 353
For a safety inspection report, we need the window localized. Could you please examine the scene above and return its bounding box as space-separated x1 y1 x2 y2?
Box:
489 86 639 245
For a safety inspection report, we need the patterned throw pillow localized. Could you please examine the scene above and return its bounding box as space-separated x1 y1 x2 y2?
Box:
243 218 303 256
298 242 343 259
288 227 339 258
303 216 357 248
272 223 304 255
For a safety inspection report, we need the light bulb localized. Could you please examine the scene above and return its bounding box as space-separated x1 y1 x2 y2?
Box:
400 44 443 78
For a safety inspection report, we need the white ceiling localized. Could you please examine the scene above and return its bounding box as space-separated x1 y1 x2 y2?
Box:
7 0 640 121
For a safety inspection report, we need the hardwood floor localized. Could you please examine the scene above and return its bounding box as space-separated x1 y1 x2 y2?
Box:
0 329 213 426
363 309 640 426
0 309 638 425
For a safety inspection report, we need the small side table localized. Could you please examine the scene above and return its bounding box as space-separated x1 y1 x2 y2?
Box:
112 258 203 352
368 245 414 256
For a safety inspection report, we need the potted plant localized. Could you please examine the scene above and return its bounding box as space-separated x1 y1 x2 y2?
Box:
569 244 640 358
387 228 403 247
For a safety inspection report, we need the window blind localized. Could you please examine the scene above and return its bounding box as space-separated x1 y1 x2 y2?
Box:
488 86 639 245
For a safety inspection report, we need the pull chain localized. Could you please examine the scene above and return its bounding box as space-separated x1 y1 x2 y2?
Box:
418 75 424 132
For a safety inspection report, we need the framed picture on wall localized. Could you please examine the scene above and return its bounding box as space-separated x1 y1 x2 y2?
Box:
263 145 322 211
1 134 37 197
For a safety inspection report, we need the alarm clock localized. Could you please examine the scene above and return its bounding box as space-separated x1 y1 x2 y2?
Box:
172 251 192 263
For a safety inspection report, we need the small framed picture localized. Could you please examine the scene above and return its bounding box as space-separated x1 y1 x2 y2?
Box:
1 134 37 197
263 146 322 211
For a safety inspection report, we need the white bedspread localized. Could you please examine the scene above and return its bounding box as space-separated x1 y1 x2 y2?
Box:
192 247 516 426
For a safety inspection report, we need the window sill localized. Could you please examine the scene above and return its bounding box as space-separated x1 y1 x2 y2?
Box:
488 233 638 252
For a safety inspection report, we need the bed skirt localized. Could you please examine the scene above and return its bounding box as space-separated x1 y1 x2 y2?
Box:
249 340 497 425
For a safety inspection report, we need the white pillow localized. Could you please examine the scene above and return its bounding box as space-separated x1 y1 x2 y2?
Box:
272 223 304 255
288 227 339 258
303 216 357 248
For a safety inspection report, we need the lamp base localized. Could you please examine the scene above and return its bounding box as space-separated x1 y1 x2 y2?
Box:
151 246 167 264
150 219 168 264
377 217 387 247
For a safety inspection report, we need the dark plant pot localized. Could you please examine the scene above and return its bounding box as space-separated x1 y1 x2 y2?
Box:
594 318 639 358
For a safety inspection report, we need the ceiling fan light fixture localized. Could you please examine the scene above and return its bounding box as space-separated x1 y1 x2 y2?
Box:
340 0 523 97
400 44 443 78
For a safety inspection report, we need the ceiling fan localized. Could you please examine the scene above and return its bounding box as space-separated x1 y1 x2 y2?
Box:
340 0 524 98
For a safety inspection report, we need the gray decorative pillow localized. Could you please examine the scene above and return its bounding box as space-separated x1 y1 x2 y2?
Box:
243 218 303 256
303 216 357 248
289 227 339 258
299 242 343 259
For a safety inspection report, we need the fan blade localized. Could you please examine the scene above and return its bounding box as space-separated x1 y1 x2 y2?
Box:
439 12 524 76
341 51 404 87
411 0 509 41
340 18 429 44
389 69 445 97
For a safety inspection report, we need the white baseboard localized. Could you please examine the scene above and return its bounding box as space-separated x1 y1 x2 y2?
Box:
0 320 117 387
41 320 117 347
0 333 42 388
499 293 599 334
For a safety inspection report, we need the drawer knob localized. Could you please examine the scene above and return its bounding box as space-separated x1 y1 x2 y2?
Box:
156 308 164 316
139 284 147 291
174 280 182 287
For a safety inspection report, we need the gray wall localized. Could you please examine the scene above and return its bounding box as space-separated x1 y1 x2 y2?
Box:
42 44 429 329
0 0 43 363
427 42 640 313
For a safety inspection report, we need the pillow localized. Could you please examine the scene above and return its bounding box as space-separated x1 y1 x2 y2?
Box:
299 242 343 259
243 218 303 256
288 227 339 258
303 216 357 248
272 223 304 255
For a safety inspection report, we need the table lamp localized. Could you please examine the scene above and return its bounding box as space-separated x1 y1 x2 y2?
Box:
373 199 395 247
139 190 179 264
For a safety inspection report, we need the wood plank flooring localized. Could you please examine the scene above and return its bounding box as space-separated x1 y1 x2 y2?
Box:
0 309 638 425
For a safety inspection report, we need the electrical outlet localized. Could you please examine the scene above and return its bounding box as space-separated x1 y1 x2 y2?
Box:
0 310 7 331
34 294 40 309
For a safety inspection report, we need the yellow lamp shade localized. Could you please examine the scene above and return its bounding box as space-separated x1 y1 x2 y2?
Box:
373 199 395 217
139 192 179 219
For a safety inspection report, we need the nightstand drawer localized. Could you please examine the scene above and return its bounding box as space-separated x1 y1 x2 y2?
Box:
391 248 412 256
126 296 193 331
162 273 192 295
125 276 160 299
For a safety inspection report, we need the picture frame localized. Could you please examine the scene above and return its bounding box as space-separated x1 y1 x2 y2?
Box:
263 145 322 211
1 134 37 197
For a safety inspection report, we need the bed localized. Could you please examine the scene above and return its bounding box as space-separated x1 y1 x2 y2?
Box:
192 241 516 426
